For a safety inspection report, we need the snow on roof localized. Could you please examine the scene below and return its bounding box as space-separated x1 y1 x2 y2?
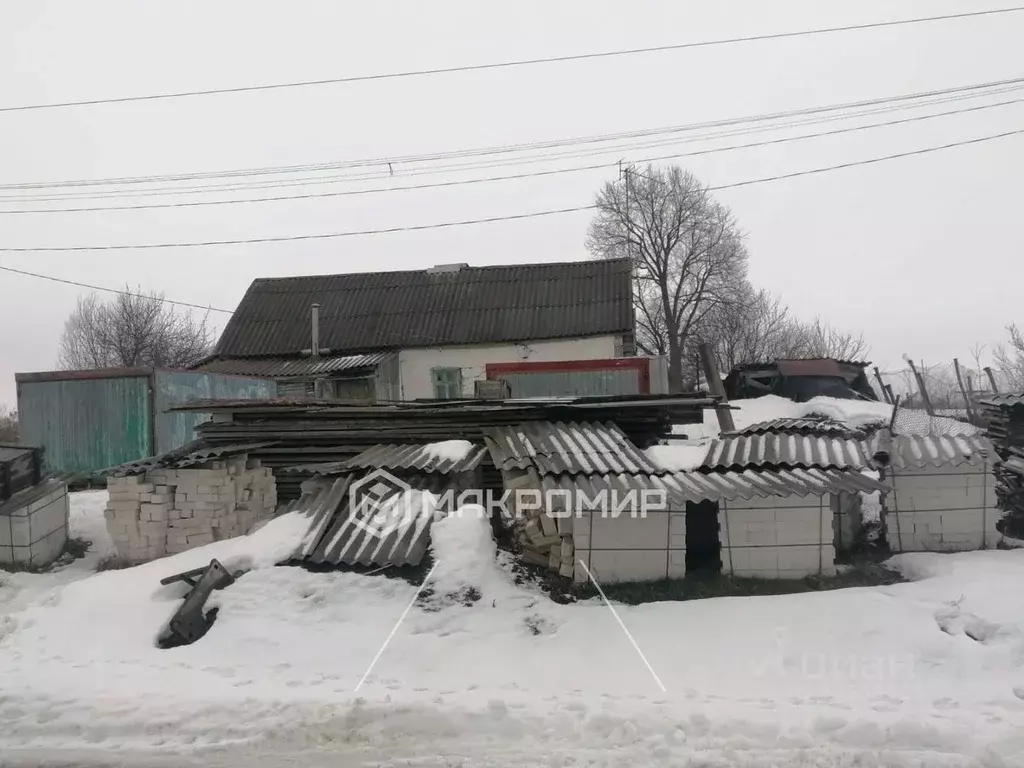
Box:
688 395 980 440
644 443 710 472
422 439 477 463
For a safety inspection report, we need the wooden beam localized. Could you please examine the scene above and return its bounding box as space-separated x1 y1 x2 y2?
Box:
873 366 892 404
953 358 976 424
983 366 1000 394
905 357 935 416
697 342 735 433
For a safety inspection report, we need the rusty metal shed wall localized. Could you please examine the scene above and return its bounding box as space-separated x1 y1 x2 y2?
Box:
484 421 665 476
498 369 642 398
17 374 151 475
153 371 277 455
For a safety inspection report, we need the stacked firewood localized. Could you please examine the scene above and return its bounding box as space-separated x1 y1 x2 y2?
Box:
980 396 1024 539
500 468 575 578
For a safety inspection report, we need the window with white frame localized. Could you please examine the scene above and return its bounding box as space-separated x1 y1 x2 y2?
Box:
431 367 463 399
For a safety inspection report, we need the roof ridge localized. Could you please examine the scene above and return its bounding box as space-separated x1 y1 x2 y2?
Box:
249 257 632 284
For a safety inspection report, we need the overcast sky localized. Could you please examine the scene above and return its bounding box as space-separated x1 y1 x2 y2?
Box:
1 0 1021 407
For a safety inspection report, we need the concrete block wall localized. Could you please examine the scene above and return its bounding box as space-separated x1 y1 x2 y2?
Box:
886 465 1000 551
574 509 686 583
0 482 69 567
720 493 836 579
104 454 277 564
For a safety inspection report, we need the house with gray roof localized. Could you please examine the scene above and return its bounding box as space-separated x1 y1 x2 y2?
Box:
197 259 637 401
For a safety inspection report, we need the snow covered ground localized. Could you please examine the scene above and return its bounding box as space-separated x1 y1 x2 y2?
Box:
2 492 1024 766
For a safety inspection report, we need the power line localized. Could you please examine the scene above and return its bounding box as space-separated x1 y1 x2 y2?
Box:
0 265 233 312
6 96 1023 214
5 74 1023 195
1 127 1020 251
2 7 1022 114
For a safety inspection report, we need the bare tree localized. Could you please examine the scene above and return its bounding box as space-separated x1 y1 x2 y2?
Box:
587 165 748 391
694 284 806 373
58 289 215 370
994 324 1024 391
0 405 17 443
793 317 868 360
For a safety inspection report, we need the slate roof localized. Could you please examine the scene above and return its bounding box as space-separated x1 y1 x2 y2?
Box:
539 467 889 506
732 416 856 437
702 434 876 472
214 259 634 358
195 351 396 377
881 434 994 470
980 393 1024 409
292 443 489 476
483 421 666 476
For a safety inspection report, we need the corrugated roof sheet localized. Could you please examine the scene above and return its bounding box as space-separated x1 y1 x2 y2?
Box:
101 441 275 476
343 443 487 474
484 421 665 476
732 416 856 437
702 433 875 471
980 393 1024 409
539 467 888 506
884 434 995 469
301 473 451 567
215 259 634 357
195 352 396 378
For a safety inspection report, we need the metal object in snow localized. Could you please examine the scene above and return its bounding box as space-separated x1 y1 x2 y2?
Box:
161 559 238 647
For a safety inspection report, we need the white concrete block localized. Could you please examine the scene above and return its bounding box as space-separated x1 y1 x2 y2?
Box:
668 549 686 579
589 512 668 549
588 549 668 583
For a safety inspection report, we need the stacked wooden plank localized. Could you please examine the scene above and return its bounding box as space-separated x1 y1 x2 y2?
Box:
180 395 712 499
980 395 1024 539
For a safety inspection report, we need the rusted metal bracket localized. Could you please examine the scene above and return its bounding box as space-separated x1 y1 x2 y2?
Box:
160 558 240 648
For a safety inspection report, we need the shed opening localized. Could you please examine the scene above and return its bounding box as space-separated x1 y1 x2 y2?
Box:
685 500 722 574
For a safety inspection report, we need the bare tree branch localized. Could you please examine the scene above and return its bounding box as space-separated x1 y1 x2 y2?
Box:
587 165 747 392
0 405 17 443
58 287 215 370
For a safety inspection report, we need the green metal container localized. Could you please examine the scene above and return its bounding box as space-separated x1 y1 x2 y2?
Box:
15 368 276 475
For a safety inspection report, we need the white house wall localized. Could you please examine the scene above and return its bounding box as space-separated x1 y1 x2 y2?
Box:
885 464 1000 552
398 336 619 400
720 494 836 579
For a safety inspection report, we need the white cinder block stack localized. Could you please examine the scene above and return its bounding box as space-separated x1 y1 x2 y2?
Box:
104 453 277 564
104 476 168 562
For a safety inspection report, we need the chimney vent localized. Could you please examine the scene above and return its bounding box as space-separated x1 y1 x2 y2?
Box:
310 303 321 358
427 263 469 274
